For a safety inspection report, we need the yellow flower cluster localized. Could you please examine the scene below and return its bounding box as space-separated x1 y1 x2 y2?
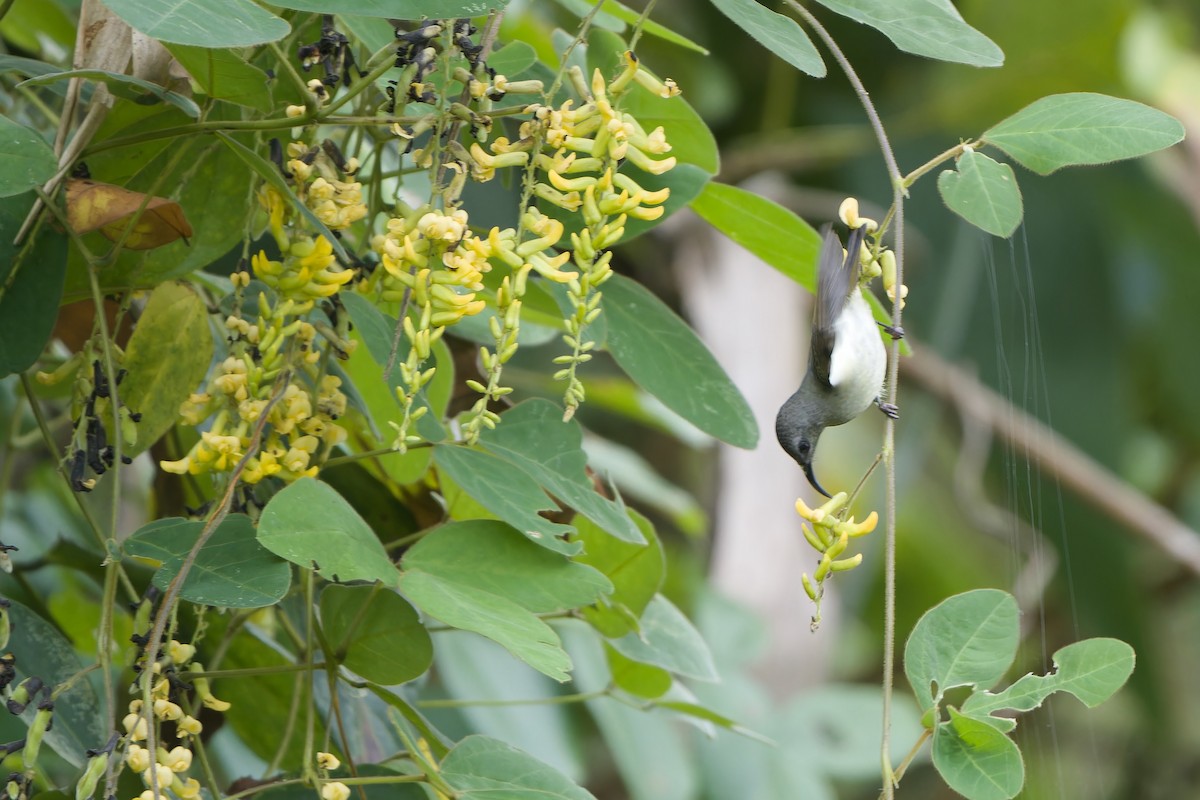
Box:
498 52 677 417
122 640 230 800
252 234 356 309
365 205 506 449
839 197 907 309
162 138 361 486
794 491 878 628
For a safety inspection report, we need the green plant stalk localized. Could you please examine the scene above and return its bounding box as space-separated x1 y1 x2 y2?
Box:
302 568 317 784
787 3 907 796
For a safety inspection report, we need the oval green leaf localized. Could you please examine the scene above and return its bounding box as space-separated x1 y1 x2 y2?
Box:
124 514 292 607
708 0 825 77
481 399 644 544
691 181 822 290
166 44 273 112
608 594 718 682
904 589 1019 714
402 520 613 613
982 93 1186 175
575 511 664 638
398 570 572 682
120 281 213 455
440 735 597 799
320 584 432 685
813 0 1003 67
0 115 57 198
932 708 1024 800
433 445 580 554
258 478 399 585
0 193 68 377
102 0 289 47
602 274 757 448
937 148 1024 238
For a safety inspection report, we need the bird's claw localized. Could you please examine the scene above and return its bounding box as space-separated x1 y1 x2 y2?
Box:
877 322 905 340
879 402 900 420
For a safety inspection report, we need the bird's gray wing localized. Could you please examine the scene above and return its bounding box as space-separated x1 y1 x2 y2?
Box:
809 225 864 387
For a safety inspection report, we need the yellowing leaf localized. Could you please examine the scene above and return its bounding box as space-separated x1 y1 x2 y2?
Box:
66 178 193 249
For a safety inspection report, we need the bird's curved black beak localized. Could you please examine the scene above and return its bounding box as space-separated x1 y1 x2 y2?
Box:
802 461 831 498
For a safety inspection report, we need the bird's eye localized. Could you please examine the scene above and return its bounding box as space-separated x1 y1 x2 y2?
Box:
796 440 810 455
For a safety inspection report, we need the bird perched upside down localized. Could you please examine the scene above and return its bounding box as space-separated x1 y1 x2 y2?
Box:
775 224 895 496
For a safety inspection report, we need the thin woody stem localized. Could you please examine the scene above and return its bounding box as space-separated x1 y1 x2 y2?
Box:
787 3 906 796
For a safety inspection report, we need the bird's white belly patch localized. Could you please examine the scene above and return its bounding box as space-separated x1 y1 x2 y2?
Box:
827 290 887 418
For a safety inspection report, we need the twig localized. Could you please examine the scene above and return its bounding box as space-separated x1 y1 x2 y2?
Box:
903 345 1200 576
787 3 906 795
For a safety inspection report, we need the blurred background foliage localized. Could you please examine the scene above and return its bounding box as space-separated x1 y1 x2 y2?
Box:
2 0 1199 798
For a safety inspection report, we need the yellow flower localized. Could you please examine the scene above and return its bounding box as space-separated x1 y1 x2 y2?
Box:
126 745 150 773
317 752 341 771
321 783 350 800
161 746 192 773
176 716 203 737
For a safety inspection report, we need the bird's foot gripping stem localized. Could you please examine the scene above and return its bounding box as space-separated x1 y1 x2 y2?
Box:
877 321 905 340
878 401 899 420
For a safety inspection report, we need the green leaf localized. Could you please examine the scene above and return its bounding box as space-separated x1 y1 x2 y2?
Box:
962 638 1135 719
690 181 823 290
402 520 612 612
398 570 572 682
0 193 68 376
932 708 1024 800
812 0 1003 67
124 514 291 607
777 685 926 779
120 282 213 455
0 115 57 197
215 133 351 265
606 644 672 698
440 735 597 799
102 0 289 47
936 148 1024 238
653 699 772 744
82 116 258 288
363 682 454 759
608 594 718 682
904 589 1019 714
603 274 757 448
599 1 708 54
166 45 273 112
20 70 201 118
480 399 643 544
271 0 508 16
488 41 538 76
258 478 399 585
707 0 825 77
320 584 432 684
433 445 579 555
0 54 63 83
575 511 664 637
6 601 104 766
217 624 327 765
982 92 1186 175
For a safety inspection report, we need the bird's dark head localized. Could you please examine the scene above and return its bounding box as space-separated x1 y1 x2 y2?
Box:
776 410 830 497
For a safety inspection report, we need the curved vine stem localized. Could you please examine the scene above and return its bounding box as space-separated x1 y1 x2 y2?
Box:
785 3 907 795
